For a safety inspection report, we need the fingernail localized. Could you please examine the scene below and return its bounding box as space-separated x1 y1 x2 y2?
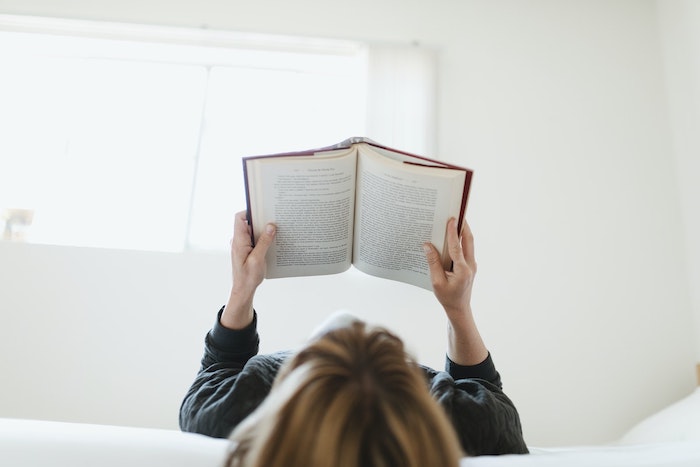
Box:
266 223 276 235
422 243 431 254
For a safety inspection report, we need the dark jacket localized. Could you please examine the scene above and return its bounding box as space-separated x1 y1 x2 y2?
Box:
180 309 529 456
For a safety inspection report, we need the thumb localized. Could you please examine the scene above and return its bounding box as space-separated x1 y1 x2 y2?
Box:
250 223 276 259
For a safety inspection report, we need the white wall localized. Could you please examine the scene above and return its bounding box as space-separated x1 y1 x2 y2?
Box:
0 0 697 447
657 0 700 363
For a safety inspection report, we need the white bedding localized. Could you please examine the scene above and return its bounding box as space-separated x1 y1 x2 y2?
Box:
2 407 700 467
0 418 228 467
620 388 700 444
461 443 700 467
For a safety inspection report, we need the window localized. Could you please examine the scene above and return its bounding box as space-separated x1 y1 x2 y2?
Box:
0 15 435 252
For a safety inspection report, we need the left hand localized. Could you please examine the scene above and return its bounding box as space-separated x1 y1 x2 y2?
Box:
230 211 276 299
221 210 276 330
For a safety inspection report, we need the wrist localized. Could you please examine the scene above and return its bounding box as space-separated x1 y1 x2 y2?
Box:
443 303 473 327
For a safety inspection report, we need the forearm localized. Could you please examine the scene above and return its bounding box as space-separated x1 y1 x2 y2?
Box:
446 305 489 366
221 287 256 330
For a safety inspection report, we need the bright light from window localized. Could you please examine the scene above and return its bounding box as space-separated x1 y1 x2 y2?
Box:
0 17 369 251
187 64 367 250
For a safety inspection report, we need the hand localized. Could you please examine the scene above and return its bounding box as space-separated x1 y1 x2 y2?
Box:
424 217 476 319
221 211 276 330
424 217 488 366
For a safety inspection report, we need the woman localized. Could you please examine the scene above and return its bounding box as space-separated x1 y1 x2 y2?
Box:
180 211 528 465
226 320 464 467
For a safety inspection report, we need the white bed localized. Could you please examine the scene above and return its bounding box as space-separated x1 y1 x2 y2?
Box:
2 388 699 467
464 442 700 467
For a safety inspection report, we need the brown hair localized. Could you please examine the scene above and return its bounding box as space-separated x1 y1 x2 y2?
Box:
226 321 463 467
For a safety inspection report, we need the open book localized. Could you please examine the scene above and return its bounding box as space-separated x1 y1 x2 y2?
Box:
243 137 473 290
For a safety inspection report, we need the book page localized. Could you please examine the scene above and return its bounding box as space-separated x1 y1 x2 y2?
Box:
246 149 357 278
352 145 466 290
366 144 448 167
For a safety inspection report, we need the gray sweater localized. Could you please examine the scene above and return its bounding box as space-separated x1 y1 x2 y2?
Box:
179 309 528 456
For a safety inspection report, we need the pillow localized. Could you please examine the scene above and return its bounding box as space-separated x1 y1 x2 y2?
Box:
619 388 700 444
0 418 229 467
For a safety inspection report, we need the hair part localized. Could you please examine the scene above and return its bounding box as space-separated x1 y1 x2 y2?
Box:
226 321 464 467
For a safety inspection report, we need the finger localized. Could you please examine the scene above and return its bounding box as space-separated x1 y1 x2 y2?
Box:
461 220 476 270
423 242 446 284
247 223 276 263
446 217 467 266
233 211 253 248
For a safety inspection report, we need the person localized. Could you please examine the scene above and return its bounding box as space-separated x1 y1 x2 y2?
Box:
180 211 529 465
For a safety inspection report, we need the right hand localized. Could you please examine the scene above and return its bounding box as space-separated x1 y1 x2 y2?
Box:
221 211 276 329
424 217 488 366
424 217 476 319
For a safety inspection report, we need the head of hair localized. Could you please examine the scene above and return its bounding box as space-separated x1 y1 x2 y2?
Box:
225 320 463 467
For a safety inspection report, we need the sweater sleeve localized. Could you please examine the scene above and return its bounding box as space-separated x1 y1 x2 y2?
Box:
445 352 502 389
204 307 260 367
179 307 277 438
424 353 529 456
